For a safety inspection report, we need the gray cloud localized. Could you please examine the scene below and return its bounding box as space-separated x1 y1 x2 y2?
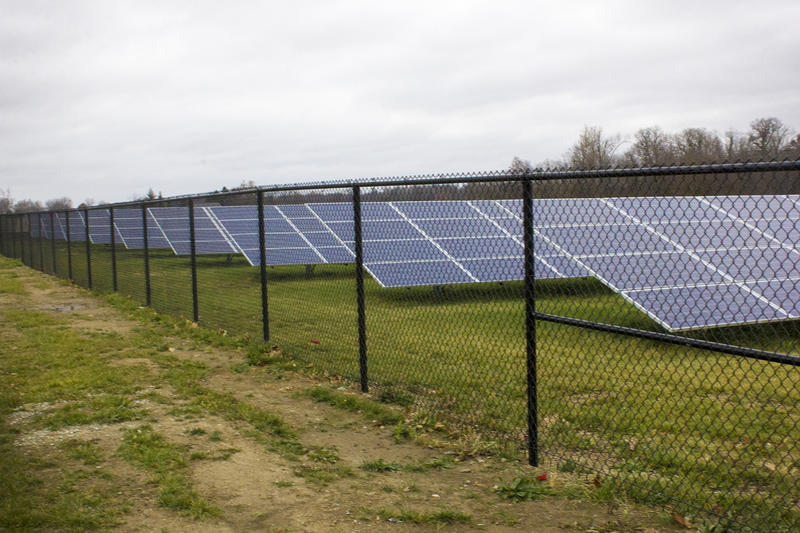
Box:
1 0 799 204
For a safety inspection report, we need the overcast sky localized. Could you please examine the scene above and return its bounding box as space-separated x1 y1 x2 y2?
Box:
1 1 799 205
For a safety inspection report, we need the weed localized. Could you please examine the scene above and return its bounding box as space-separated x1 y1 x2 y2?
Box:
361 459 402 472
391 421 416 443
495 476 553 502
557 459 576 473
378 387 413 407
307 446 339 464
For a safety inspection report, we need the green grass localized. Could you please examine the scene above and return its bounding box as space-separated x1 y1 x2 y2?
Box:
59 439 105 465
118 425 219 518
7 242 800 531
304 386 403 426
36 395 147 429
495 476 553 502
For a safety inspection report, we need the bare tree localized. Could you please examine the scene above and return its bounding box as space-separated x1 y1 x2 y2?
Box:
781 133 800 160
46 197 72 211
508 156 533 174
13 199 43 213
0 189 12 214
748 117 791 160
723 130 751 162
568 126 622 169
673 128 724 164
628 126 674 166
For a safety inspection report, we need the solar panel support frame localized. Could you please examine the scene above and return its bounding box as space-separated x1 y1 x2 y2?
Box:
188 199 199 323
522 178 538 467
257 191 270 342
353 186 368 393
142 203 151 306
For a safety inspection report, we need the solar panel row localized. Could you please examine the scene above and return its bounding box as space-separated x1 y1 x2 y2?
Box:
24 196 800 331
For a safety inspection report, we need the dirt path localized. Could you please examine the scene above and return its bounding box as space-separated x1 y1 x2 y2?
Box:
1 262 685 532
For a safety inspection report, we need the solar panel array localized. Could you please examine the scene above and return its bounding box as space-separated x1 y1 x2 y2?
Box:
26 196 800 331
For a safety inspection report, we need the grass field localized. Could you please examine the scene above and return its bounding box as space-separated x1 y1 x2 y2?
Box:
8 237 800 530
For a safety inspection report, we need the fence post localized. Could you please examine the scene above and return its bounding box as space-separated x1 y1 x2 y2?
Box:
50 211 57 274
352 186 368 393
188 199 199 323
27 213 34 267
66 211 73 280
20 215 25 260
37 213 44 270
0 215 4 256
110 207 118 291
257 191 270 342
522 177 538 467
142 203 151 306
84 208 92 289
14 216 19 258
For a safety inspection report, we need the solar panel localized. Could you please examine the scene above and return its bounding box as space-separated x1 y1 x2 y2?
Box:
29 216 42 238
113 208 171 249
148 207 239 255
307 200 587 287
38 215 58 240
539 195 800 330
86 209 126 245
54 212 88 242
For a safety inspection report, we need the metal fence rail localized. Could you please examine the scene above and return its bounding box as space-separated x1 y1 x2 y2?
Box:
3 160 800 531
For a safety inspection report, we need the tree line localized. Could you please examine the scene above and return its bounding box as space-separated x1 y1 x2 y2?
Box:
2 117 798 214
524 116 799 170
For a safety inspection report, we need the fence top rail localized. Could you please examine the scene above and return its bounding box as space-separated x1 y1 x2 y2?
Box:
3 160 800 217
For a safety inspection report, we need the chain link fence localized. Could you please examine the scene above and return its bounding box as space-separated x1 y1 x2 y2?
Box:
3 160 800 531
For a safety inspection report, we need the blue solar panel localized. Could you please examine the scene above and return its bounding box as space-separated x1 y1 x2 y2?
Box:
53 212 87 242
85 209 126 245
550 195 800 330
307 200 584 287
624 284 789 330
148 207 239 255
112 208 172 249
206 205 353 266
29 216 42 238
